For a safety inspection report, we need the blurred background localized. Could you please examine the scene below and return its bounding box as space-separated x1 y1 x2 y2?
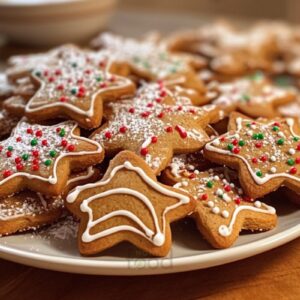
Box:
0 0 299 50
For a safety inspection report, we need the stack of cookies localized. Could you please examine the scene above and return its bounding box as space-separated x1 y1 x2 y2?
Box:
1 20 300 257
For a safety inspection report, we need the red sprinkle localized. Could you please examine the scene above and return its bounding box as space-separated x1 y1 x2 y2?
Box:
151 136 158 143
104 131 112 139
27 128 33 135
42 139 48 146
32 158 39 165
61 139 68 147
201 194 208 200
290 167 297 174
59 96 68 102
67 144 75 152
189 173 196 179
235 198 241 205
165 126 173 133
128 108 135 114
32 150 39 157
157 112 164 118
297 144 300 151
56 84 64 91
260 155 268 162
16 163 24 171
15 157 22 164
255 142 263 148
147 103 154 108
224 185 231 192
35 130 43 138
233 147 240 154
175 125 187 138
16 137 22 142
6 151 12 158
252 157 258 163
160 90 167 97
141 111 151 118
296 157 300 164
3 170 12 178
155 98 162 103
232 139 238 146
56 128 61 133
119 126 127 133
140 148 148 156
32 164 39 171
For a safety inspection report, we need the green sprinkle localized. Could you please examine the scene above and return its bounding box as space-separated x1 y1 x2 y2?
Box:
206 181 213 188
31 139 38 146
227 144 234 151
272 126 279 132
256 171 263 177
293 137 299 142
22 154 29 161
277 138 284 145
249 71 264 81
246 123 251 128
72 62 77 68
238 140 245 146
49 150 56 158
71 88 77 95
59 128 65 137
44 159 52 166
34 71 41 77
252 133 259 140
96 76 102 82
287 158 295 166
257 133 264 140
241 94 250 102
7 146 13 151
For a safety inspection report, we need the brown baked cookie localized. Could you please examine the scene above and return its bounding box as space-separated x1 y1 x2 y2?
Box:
14 46 135 129
0 119 103 198
91 84 222 174
204 112 300 198
91 33 207 102
171 167 277 248
0 73 14 100
65 151 195 257
0 167 101 236
278 96 300 118
212 74 296 118
0 109 19 140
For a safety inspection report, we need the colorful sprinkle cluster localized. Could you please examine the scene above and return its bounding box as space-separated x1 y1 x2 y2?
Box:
98 33 190 80
209 117 300 181
174 167 260 220
0 120 79 180
93 84 215 171
29 47 126 113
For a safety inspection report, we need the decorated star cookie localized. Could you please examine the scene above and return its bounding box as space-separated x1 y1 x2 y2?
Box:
212 74 296 118
0 167 101 236
204 112 300 198
0 119 103 198
21 46 135 129
171 167 276 248
92 33 207 101
65 151 195 256
91 84 221 174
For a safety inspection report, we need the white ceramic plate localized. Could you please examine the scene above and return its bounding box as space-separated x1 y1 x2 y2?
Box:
0 198 299 275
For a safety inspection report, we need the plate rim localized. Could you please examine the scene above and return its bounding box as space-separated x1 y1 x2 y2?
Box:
0 224 299 275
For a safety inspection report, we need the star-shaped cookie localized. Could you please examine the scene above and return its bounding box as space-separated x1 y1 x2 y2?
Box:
212 74 296 118
91 83 222 174
171 167 277 248
0 119 103 198
204 112 300 198
92 33 207 102
0 167 100 236
65 151 195 257
21 46 135 129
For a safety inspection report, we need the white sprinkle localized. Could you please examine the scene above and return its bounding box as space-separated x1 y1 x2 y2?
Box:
254 201 262 208
221 210 229 218
270 167 277 173
212 206 220 214
207 201 214 208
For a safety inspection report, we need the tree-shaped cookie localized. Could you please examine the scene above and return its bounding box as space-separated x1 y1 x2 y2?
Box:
170 167 276 248
204 112 300 198
0 119 103 198
21 46 135 129
212 74 296 118
0 167 100 236
65 151 195 257
92 33 207 102
91 83 221 174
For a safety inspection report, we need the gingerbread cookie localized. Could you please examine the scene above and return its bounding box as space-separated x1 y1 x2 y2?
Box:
212 74 296 118
91 84 221 174
65 151 195 256
0 73 13 100
0 167 101 236
204 112 300 198
19 47 135 129
0 109 19 140
92 33 207 101
0 119 103 198
172 167 277 248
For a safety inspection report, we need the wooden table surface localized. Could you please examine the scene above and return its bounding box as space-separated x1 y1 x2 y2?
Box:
0 8 300 300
